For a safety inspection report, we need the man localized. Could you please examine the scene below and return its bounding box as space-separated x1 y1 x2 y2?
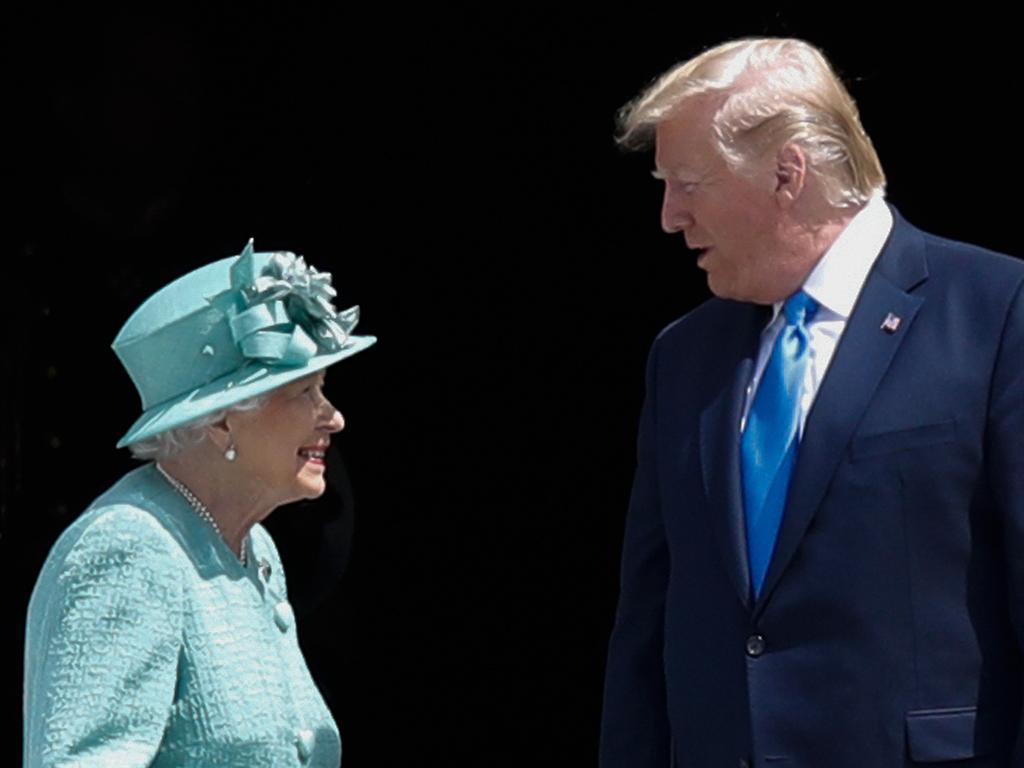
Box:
600 38 1024 767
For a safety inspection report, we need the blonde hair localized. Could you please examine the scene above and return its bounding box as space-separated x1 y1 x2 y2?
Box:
617 38 885 208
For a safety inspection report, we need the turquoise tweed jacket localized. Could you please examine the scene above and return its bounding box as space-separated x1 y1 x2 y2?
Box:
24 463 342 767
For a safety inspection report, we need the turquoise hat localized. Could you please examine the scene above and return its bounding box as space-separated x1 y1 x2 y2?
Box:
113 240 376 448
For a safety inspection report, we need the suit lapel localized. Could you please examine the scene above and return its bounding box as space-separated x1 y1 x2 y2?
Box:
699 302 767 611
754 211 929 613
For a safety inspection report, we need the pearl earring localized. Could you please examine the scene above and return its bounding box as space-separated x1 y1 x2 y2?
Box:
225 444 237 462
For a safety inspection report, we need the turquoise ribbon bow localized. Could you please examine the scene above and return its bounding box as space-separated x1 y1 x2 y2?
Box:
226 241 360 366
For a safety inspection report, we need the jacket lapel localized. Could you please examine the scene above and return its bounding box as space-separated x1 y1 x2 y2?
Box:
754 210 929 613
699 302 768 611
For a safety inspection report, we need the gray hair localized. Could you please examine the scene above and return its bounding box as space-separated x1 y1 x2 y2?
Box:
617 38 886 208
127 394 268 461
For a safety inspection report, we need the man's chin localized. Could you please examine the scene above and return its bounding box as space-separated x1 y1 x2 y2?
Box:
705 274 740 302
707 275 790 305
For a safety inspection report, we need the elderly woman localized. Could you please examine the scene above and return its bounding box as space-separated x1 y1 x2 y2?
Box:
23 241 374 767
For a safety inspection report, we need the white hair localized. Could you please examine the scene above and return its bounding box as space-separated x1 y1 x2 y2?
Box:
126 394 268 461
617 38 886 208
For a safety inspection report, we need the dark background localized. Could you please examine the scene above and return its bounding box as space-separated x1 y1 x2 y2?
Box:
3 4 1020 767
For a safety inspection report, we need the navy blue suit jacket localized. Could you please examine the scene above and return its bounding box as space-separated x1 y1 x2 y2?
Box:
601 210 1024 767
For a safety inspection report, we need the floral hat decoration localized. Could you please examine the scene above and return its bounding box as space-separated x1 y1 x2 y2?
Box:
113 239 376 448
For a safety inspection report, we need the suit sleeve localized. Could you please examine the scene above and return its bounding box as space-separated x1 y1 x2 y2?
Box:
600 340 672 768
24 507 185 768
990 278 1024 646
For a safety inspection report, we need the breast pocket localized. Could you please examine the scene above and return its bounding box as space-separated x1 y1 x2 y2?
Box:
849 419 957 462
906 706 997 762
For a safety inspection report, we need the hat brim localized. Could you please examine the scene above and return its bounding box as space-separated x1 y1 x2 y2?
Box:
116 334 376 448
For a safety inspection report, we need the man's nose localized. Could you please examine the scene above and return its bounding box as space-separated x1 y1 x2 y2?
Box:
661 188 694 233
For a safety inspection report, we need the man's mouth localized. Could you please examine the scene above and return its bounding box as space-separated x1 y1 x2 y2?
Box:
297 447 327 464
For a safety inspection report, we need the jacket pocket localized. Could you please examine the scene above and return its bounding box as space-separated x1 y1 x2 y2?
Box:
905 706 992 762
850 420 956 461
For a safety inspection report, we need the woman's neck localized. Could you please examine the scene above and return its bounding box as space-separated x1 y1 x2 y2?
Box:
157 450 276 556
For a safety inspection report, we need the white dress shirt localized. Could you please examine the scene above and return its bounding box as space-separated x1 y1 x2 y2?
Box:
740 195 894 436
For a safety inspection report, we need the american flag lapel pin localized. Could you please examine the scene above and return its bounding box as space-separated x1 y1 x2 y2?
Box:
880 312 901 334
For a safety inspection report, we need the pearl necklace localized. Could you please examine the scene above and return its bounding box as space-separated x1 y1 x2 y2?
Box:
156 464 247 566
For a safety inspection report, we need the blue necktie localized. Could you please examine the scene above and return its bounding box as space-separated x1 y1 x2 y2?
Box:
741 291 819 597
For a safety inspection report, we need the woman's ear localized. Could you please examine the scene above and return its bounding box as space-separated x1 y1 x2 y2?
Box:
204 417 232 453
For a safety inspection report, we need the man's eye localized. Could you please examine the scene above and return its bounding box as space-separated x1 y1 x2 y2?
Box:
669 179 698 194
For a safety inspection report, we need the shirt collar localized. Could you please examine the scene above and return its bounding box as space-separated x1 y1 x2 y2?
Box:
771 194 894 321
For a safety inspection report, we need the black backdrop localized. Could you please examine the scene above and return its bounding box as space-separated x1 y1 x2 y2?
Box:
3 5 1021 767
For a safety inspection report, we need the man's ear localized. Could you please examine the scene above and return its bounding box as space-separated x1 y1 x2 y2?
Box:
775 142 807 208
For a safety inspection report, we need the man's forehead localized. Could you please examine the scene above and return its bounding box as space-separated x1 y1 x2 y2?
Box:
654 106 719 175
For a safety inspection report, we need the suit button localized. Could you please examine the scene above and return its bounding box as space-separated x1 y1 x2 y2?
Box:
739 759 750 768
745 634 766 657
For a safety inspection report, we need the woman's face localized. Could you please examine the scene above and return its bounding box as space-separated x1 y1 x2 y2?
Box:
226 371 344 508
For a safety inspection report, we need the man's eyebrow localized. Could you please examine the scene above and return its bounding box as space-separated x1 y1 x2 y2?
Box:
651 168 700 182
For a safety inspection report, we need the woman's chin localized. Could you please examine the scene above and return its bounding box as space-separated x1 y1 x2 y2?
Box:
295 469 328 499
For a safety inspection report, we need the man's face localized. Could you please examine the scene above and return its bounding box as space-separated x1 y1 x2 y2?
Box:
654 99 792 304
